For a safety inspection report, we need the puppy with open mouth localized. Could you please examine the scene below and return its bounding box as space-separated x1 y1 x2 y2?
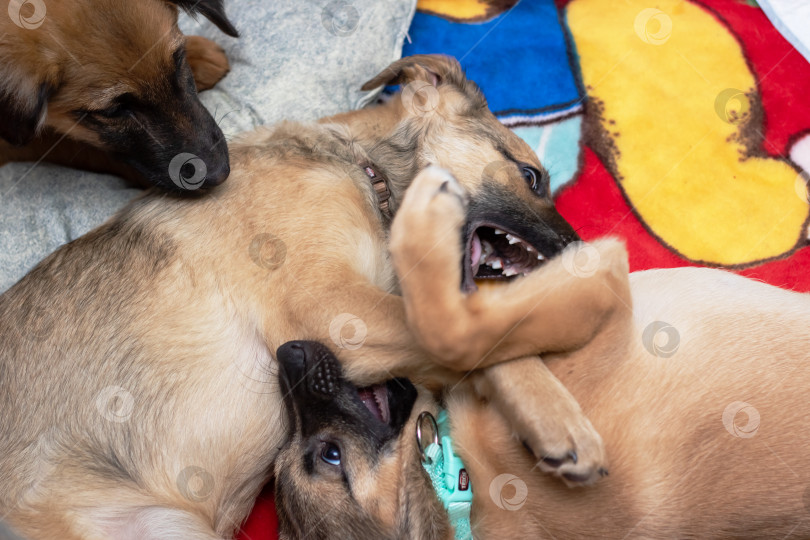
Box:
0 55 614 539
0 0 238 189
274 237 810 540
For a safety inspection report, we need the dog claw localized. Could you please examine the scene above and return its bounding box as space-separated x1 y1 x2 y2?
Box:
562 471 592 485
541 455 566 468
538 449 579 469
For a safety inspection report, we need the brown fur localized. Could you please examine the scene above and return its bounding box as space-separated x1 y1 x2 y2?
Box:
185 36 231 92
0 0 237 189
273 235 810 538
0 56 604 539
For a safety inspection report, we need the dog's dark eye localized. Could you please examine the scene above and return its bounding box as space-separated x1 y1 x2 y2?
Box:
320 443 341 466
522 166 547 196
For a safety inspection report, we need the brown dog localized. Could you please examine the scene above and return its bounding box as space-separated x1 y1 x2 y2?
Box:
0 0 237 189
272 228 810 538
0 55 611 539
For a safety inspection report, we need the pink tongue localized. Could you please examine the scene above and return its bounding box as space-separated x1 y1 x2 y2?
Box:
358 385 389 423
470 232 482 272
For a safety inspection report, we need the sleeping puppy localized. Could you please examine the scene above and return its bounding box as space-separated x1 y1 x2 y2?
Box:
0 0 238 189
272 250 810 538
0 55 615 539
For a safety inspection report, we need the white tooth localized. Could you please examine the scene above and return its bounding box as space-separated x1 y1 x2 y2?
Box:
506 234 520 245
503 268 516 277
494 229 506 235
490 259 502 270
536 254 545 260
526 245 536 252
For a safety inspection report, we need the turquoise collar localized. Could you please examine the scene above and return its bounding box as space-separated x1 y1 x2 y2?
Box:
417 409 473 540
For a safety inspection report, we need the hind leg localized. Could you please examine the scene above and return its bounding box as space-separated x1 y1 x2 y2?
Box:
17 505 227 540
8 482 230 540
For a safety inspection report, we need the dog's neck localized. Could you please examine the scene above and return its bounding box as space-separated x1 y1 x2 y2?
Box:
361 163 393 220
322 95 424 220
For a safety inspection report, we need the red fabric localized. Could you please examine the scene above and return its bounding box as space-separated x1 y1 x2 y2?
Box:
240 1 810 537
236 485 277 540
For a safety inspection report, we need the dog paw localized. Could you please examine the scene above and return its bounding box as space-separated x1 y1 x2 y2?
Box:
521 414 608 487
407 165 468 217
476 360 610 488
390 166 468 270
185 35 230 91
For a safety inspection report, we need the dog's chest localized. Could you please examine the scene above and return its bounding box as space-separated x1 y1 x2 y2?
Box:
348 228 398 294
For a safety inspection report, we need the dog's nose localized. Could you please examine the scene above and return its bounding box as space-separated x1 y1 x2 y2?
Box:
276 341 342 400
203 159 230 187
277 341 306 377
201 127 230 187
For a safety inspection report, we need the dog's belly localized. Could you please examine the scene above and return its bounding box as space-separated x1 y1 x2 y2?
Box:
578 268 810 535
473 267 810 536
0 272 282 537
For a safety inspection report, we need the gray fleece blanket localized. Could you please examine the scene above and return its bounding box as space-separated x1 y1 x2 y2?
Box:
0 0 415 292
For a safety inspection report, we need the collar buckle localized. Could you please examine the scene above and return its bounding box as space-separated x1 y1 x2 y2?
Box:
418 410 473 539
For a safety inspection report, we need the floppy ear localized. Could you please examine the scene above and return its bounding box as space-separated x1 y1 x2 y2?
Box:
361 54 466 91
396 457 453 540
0 82 51 146
169 0 239 38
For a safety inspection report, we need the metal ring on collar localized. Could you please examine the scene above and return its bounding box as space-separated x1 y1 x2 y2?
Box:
416 411 439 463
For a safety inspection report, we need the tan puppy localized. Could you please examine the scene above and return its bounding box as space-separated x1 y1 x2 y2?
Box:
0 0 237 189
272 191 810 538
0 56 611 539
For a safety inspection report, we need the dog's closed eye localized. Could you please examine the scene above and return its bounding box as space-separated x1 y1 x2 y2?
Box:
77 92 138 120
94 93 138 119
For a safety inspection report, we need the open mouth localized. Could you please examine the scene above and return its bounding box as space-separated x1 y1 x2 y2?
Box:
358 385 390 424
468 224 548 281
355 378 417 431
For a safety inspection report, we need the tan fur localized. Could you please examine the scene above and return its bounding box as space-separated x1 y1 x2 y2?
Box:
273 223 810 537
452 264 810 537
0 56 601 538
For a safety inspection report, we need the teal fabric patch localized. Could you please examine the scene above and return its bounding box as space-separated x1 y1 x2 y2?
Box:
421 410 473 540
511 114 583 195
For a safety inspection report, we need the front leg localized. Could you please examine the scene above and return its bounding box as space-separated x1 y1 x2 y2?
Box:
277 278 456 387
390 166 631 371
470 357 608 487
185 36 230 91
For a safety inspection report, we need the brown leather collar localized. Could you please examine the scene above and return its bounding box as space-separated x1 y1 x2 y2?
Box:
363 164 392 219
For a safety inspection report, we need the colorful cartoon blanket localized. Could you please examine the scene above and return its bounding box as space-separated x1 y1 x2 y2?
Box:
243 0 810 537
402 0 810 287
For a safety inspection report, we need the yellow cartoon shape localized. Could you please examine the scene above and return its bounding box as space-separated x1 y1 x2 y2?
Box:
417 0 515 23
567 0 809 265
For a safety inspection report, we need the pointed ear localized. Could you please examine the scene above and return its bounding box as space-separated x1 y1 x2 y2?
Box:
0 82 51 146
170 0 239 38
361 54 465 91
